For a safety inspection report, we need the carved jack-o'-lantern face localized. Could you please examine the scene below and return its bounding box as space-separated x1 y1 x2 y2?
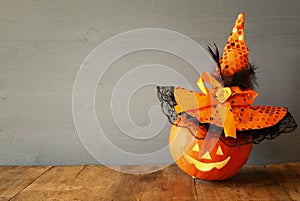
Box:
183 141 231 172
169 125 252 180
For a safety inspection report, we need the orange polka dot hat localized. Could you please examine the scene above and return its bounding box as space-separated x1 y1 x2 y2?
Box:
157 13 297 146
220 13 248 77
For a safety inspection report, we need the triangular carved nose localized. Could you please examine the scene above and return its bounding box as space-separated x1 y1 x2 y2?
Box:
216 145 224 156
200 151 212 160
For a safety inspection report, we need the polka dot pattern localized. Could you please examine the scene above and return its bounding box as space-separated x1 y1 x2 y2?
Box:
232 106 287 131
174 86 288 133
186 105 287 131
219 13 249 77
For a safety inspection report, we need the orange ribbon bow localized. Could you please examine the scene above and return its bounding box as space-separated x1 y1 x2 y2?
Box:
174 72 258 139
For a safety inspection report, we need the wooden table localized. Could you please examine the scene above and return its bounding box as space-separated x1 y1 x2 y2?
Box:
0 163 299 201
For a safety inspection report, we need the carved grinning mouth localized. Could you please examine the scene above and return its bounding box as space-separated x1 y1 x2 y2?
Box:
183 154 231 172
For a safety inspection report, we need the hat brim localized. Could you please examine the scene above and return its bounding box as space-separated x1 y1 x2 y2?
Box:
174 86 288 131
157 86 297 145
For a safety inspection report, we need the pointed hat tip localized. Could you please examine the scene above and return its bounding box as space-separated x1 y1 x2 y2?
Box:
219 12 248 77
235 13 245 29
238 13 245 19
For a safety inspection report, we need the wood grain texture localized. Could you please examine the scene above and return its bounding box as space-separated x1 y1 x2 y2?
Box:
266 162 300 201
194 178 237 201
1 163 299 201
105 165 196 201
229 165 292 201
0 166 50 200
194 164 299 201
9 165 196 201
9 166 85 201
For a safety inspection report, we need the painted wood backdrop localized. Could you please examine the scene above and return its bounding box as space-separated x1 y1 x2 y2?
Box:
0 0 299 165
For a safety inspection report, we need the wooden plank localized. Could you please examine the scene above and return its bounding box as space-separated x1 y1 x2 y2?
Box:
48 165 121 201
0 166 13 172
4 163 300 200
9 166 85 201
9 165 123 201
103 164 196 201
229 165 292 201
0 166 51 200
266 162 300 201
194 178 237 201
9 165 196 201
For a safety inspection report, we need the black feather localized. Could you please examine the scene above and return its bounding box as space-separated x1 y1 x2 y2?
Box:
207 43 259 90
223 62 258 90
248 62 259 88
207 43 221 72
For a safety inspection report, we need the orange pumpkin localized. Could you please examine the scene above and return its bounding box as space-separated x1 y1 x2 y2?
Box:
157 12 297 181
169 125 252 180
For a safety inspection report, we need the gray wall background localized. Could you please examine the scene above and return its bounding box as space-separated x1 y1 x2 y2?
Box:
0 0 299 166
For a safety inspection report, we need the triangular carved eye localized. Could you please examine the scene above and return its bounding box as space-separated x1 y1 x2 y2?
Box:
216 145 224 155
200 151 212 160
192 144 200 152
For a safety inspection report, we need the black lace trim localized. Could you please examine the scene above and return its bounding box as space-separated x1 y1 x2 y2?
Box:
157 86 298 146
157 86 178 124
243 111 297 144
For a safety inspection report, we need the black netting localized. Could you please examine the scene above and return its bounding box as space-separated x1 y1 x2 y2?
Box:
157 85 298 146
157 86 178 124
247 111 297 144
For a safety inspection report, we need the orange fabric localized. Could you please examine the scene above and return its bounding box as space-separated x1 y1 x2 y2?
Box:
173 13 288 138
174 72 258 138
174 88 211 114
219 13 249 77
174 85 287 133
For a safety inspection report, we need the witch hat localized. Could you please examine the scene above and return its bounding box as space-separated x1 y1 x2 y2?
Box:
157 13 297 180
220 13 248 77
157 13 297 145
